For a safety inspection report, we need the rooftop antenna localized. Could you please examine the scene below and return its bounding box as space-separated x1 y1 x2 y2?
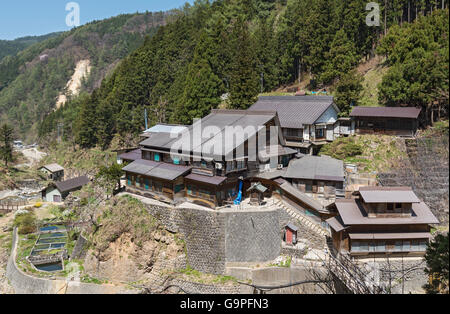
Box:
144 108 149 130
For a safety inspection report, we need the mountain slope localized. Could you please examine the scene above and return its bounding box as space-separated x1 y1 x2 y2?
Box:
0 10 175 142
0 33 61 63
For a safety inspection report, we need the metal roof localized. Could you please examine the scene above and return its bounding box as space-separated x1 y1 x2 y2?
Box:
259 145 298 160
350 106 421 119
334 199 440 225
55 176 90 193
247 182 268 193
143 124 188 134
140 110 278 159
249 96 337 128
123 159 192 181
348 232 432 240
279 182 324 212
185 173 227 186
358 187 421 203
286 223 299 232
326 216 348 232
284 156 345 182
119 149 142 162
40 163 64 173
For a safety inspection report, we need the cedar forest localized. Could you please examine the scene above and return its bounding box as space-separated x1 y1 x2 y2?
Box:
28 0 449 149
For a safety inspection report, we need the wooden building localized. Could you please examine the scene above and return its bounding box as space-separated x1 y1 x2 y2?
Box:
121 109 290 208
249 96 345 155
284 223 299 245
326 187 439 259
39 164 65 182
247 182 268 206
350 107 421 137
41 176 90 202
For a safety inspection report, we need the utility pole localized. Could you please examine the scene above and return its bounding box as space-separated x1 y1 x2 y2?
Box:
260 72 264 93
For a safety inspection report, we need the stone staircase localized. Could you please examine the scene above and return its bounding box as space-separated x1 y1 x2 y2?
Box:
275 199 329 237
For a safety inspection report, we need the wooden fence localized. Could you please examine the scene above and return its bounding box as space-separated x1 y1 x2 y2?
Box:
0 200 29 214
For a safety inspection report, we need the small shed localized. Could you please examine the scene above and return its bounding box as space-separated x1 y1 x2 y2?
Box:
247 182 268 206
285 223 299 245
42 176 90 203
39 164 65 182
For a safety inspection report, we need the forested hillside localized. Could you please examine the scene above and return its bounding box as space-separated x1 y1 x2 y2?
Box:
32 0 449 149
0 10 174 141
0 33 61 63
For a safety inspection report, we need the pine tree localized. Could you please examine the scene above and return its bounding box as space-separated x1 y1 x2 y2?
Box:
179 33 224 124
321 29 359 85
228 17 259 110
0 123 14 168
334 70 364 116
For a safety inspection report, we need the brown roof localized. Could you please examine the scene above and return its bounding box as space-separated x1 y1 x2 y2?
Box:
358 186 421 203
279 182 325 213
326 216 348 232
350 106 421 119
185 173 227 186
348 233 432 240
119 149 142 162
123 159 192 181
335 199 439 225
55 176 90 193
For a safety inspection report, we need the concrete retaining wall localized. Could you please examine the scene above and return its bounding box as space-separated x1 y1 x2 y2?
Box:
6 229 133 294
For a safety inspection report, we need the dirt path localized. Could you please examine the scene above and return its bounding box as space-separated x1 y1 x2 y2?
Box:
15 148 47 168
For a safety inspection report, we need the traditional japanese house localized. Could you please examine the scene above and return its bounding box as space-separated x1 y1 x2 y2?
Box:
350 106 421 137
249 96 343 155
283 155 345 204
247 182 268 205
122 109 291 208
326 187 439 258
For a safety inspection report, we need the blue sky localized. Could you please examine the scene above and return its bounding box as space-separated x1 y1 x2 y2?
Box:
0 0 193 40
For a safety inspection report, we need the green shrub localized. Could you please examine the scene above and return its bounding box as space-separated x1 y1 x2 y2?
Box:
14 211 37 235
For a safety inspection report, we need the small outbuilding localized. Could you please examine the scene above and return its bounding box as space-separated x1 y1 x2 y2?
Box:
41 176 90 203
39 164 65 182
284 223 299 245
350 106 421 137
247 182 268 206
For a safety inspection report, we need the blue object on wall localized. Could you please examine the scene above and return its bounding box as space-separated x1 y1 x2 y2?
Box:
234 180 244 205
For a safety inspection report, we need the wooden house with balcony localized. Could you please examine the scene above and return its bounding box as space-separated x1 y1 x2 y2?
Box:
249 96 345 155
121 109 293 208
350 106 421 137
326 187 439 259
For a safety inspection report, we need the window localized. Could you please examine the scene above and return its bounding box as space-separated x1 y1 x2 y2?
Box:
237 160 246 170
352 241 360 252
127 175 132 186
369 242 377 252
154 153 160 162
174 184 184 193
403 241 411 252
187 185 193 196
395 203 402 209
411 241 420 252
316 128 325 138
173 158 180 165
419 241 427 252
387 203 394 211
360 242 369 252
395 241 403 252
377 242 386 252
144 179 150 190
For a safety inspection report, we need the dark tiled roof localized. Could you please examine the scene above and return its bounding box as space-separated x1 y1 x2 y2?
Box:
55 176 90 193
249 96 336 128
284 156 345 182
185 173 227 186
326 216 347 232
123 159 192 181
358 186 421 203
350 106 421 119
334 199 440 225
286 223 299 232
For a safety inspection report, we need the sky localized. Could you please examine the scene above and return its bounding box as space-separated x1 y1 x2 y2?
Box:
0 0 193 40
